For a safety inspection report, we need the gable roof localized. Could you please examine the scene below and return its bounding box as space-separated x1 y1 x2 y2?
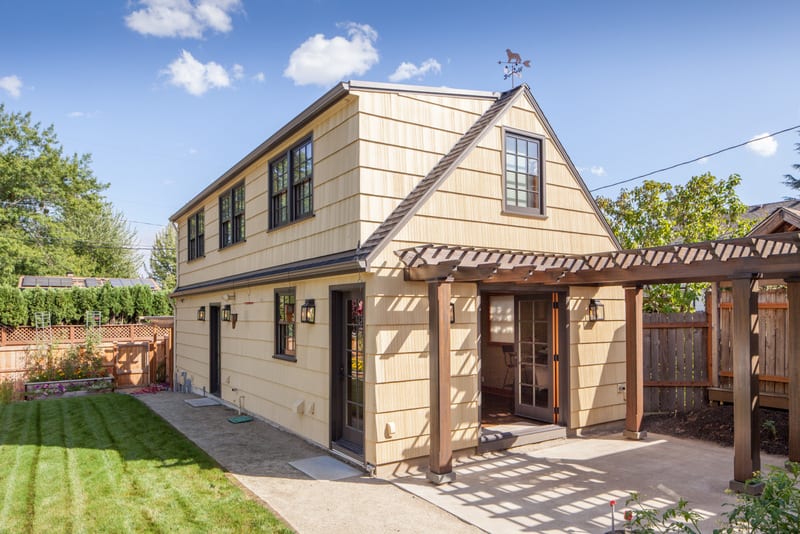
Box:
358 83 620 265
746 200 800 236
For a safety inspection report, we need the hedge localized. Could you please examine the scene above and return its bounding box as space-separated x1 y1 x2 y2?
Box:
0 285 173 327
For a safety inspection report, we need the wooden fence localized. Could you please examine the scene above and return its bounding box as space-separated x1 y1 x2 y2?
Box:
643 308 711 413
0 321 173 390
713 287 789 409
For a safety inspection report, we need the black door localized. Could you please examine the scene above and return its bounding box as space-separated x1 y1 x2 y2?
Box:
331 288 365 455
209 304 221 396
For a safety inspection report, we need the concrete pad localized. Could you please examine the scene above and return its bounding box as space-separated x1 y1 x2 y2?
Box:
184 397 220 407
394 432 788 533
138 392 478 534
289 456 362 481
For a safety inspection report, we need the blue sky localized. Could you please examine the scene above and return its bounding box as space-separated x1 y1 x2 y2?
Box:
1 1 799 263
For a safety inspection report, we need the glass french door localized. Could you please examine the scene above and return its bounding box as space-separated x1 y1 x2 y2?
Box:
515 296 554 421
332 289 365 455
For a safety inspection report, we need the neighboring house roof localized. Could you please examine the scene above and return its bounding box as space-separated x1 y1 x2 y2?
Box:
18 275 161 291
746 200 800 236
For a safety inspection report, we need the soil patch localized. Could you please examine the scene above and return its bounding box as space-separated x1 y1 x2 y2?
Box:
643 404 788 456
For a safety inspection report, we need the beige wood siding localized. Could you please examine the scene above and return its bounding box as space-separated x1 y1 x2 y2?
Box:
175 96 361 288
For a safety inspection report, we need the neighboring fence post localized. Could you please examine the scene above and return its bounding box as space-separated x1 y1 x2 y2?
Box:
709 284 720 388
787 278 800 463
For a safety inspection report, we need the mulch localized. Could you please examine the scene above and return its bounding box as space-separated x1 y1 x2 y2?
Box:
643 404 789 456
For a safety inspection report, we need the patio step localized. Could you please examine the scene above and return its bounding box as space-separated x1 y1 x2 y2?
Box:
478 423 566 453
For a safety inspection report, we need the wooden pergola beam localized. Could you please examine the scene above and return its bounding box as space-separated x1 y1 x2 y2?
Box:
730 277 761 493
623 286 646 440
788 278 800 463
426 281 455 485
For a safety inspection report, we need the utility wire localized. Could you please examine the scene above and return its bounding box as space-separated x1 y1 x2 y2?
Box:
590 125 800 193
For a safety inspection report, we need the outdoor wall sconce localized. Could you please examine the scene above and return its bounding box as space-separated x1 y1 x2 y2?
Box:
300 299 316 323
450 302 456 324
588 299 605 322
222 304 232 322
197 306 206 321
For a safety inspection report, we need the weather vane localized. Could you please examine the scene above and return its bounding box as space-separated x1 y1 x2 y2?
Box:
498 48 531 88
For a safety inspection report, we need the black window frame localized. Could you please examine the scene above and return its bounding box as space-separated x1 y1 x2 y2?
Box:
274 288 297 362
503 129 546 217
269 137 313 229
187 210 205 261
219 182 245 249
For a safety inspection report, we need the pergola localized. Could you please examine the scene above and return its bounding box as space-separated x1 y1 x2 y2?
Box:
397 231 800 490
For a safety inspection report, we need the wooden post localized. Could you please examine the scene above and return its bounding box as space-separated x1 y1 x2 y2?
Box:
730 276 761 493
709 283 720 388
427 281 454 485
624 286 646 440
787 278 800 463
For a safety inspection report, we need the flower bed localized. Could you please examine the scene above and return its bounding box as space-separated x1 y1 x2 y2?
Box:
24 376 114 400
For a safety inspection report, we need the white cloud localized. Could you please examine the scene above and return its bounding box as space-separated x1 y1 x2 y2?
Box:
388 58 441 82
163 50 232 96
590 165 606 177
0 75 22 98
697 157 709 164
125 0 242 39
747 132 778 157
68 111 85 118
284 22 379 86
232 64 244 80
253 72 265 82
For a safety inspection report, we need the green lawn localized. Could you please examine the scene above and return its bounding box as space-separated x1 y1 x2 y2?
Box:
0 394 291 533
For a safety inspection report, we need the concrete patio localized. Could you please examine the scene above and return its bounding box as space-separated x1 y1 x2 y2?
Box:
137 391 787 533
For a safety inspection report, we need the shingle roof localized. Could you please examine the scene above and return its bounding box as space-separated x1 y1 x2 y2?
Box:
358 85 526 264
18 276 161 290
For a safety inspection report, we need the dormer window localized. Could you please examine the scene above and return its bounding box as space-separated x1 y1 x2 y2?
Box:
270 138 313 229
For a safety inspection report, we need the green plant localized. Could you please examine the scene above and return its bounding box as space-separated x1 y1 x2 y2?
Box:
25 331 107 383
624 492 703 533
761 419 778 440
717 463 800 533
0 378 16 404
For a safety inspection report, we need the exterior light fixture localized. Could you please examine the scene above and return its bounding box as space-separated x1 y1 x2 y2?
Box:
588 299 605 322
197 306 206 321
300 299 316 324
222 304 232 322
450 302 456 324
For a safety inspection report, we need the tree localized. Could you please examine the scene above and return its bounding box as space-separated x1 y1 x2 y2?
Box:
0 104 141 285
596 173 754 312
148 225 176 291
784 132 800 194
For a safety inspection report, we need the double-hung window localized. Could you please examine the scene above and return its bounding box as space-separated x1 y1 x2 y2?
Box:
219 183 245 248
187 210 204 260
504 131 545 216
270 138 313 229
275 288 296 361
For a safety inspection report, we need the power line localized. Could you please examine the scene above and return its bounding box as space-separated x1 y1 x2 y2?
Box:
589 125 800 193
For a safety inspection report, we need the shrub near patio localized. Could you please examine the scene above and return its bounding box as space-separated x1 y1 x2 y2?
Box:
0 394 290 533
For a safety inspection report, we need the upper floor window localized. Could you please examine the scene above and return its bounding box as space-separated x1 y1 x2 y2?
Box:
504 132 544 216
270 138 313 229
219 183 245 248
274 288 296 361
188 210 204 261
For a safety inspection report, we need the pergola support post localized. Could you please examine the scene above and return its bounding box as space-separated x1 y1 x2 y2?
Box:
729 276 762 494
787 278 800 464
426 281 455 485
623 286 646 440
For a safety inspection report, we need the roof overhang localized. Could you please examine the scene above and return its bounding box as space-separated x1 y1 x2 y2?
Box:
396 232 800 286
171 249 364 298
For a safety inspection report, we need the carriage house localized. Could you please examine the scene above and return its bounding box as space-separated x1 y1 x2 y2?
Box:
170 81 630 477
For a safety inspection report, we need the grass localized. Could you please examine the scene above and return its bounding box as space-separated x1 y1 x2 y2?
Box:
0 394 291 533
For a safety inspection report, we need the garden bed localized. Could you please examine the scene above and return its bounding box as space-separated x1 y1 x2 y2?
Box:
24 376 114 399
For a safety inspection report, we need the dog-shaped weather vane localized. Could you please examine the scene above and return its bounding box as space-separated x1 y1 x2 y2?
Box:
498 48 531 88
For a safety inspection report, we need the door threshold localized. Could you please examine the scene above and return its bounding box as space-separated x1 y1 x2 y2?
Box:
478 422 566 453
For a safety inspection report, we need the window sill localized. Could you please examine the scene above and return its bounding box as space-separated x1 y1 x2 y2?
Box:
272 353 297 363
501 208 548 220
187 255 206 263
219 239 246 251
268 213 315 233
